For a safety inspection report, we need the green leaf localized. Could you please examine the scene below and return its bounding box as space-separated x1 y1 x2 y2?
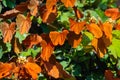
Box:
0 46 3 59
81 31 94 46
112 30 120 39
0 3 2 13
15 31 28 43
6 42 11 52
108 38 120 59
2 0 7 7
31 47 41 58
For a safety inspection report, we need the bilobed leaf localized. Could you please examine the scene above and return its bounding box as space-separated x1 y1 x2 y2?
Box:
0 22 16 43
108 38 120 59
49 30 69 46
16 14 31 34
69 18 86 34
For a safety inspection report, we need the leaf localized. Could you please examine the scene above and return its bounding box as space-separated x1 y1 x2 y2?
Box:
0 3 2 13
0 46 3 59
40 33 54 61
16 14 31 34
46 0 57 9
39 5 57 23
0 22 16 43
73 7 83 19
105 8 120 20
87 23 103 38
15 31 28 43
41 42 54 61
112 30 120 39
61 0 76 8
24 62 41 79
44 56 73 79
12 37 22 54
69 18 86 34
67 31 82 48
0 2 28 19
0 63 13 79
92 38 107 58
49 30 69 46
108 38 120 59
102 22 112 42
81 31 94 46
28 0 39 16
22 34 42 48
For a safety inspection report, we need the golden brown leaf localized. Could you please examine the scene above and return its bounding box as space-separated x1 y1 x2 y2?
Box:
91 38 107 58
61 0 76 7
87 23 103 38
67 31 82 48
39 5 57 23
69 18 86 34
16 14 31 34
12 37 22 54
102 22 112 42
0 63 13 79
46 0 58 9
0 22 16 43
24 62 41 79
28 0 39 16
23 34 42 48
73 7 83 19
49 30 69 46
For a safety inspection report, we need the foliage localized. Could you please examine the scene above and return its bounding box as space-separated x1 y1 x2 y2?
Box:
0 0 120 80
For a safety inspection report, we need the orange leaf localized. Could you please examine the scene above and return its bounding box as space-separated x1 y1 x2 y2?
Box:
0 22 16 43
102 22 112 42
61 0 76 7
23 34 42 48
0 63 13 79
24 62 41 79
44 58 71 79
91 38 106 58
69 18 86 34
28 0 39 16
116 22 120 30
16 14 31 34
73 7 83 19
105 8 120 20
87 23 103 38
68 31 82 48
41 42 54 61
46 0 58 9
12 37 22 54
49 30 69 46
39 5 57 23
